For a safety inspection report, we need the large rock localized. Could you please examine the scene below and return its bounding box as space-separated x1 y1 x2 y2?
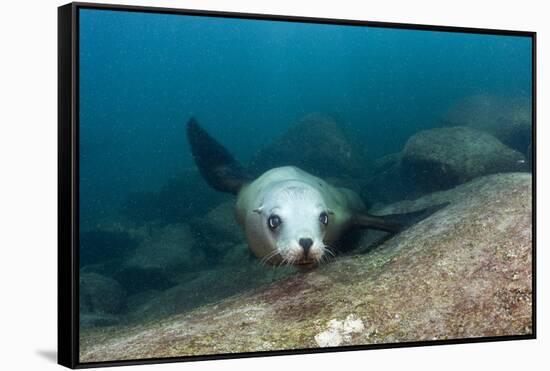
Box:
80 272 127 328
189 200 245 263
444 94 532 154
249 113 369 178
401 126 526 192
115 223 205 294
80 173 532 362
126 263 295 323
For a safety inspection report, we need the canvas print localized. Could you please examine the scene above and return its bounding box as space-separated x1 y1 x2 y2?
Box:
77 8 533 363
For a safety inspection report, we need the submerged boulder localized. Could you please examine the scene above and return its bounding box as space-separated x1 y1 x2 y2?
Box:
80 272 127 328
249 113 369 178
189 200 245 263
221 243 253 266
126 263 295 323
115 223 205 294
80 173 532 362
401 126 526 192
444 94 532 154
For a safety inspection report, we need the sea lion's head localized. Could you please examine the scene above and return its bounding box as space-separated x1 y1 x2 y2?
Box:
245 181 333 267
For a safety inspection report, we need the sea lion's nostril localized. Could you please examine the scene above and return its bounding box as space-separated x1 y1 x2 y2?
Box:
299 238 313 256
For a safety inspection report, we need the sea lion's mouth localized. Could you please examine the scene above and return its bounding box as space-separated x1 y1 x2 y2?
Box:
295 260 316 267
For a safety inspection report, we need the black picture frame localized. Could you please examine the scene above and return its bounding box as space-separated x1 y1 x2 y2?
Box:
58 2 537 369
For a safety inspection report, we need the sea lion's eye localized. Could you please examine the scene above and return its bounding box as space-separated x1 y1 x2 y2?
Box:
319 211 329 226
268 215 282 230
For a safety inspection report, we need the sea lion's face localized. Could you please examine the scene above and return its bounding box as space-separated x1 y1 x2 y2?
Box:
251 184 333 267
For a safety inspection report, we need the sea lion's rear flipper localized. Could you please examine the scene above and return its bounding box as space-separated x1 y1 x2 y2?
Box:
187 117 252 195
353 203 449 233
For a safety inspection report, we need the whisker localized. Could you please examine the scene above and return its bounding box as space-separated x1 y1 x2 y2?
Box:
260 250 279 266
259 255 269 266
324 244 337 257
319 245 337 265
287 257 293 267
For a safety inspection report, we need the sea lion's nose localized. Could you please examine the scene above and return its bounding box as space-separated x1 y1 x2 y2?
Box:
299 238 313 256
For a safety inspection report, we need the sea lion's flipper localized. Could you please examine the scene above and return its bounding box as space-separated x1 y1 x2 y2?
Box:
353 203 449 233
187 117 252 195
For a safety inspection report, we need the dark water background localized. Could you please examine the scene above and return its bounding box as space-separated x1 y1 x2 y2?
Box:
78 9 532 330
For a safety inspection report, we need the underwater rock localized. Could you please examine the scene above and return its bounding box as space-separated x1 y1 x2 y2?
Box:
80 313 121 328
116 223 205 294
80 173 532 362
221 243 254 267
372 152 402 174
361 152 417 205
249 112 369 178
125 263 294 323
401 126 526 192
190 200 245 262
444 94 532 154
80 272 127 323
120 169 228 225
126 289 163 312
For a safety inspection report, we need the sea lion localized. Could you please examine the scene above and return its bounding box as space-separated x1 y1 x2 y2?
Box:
187 118 445 268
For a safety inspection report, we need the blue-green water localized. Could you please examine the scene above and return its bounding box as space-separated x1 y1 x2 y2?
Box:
78 8 532 330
